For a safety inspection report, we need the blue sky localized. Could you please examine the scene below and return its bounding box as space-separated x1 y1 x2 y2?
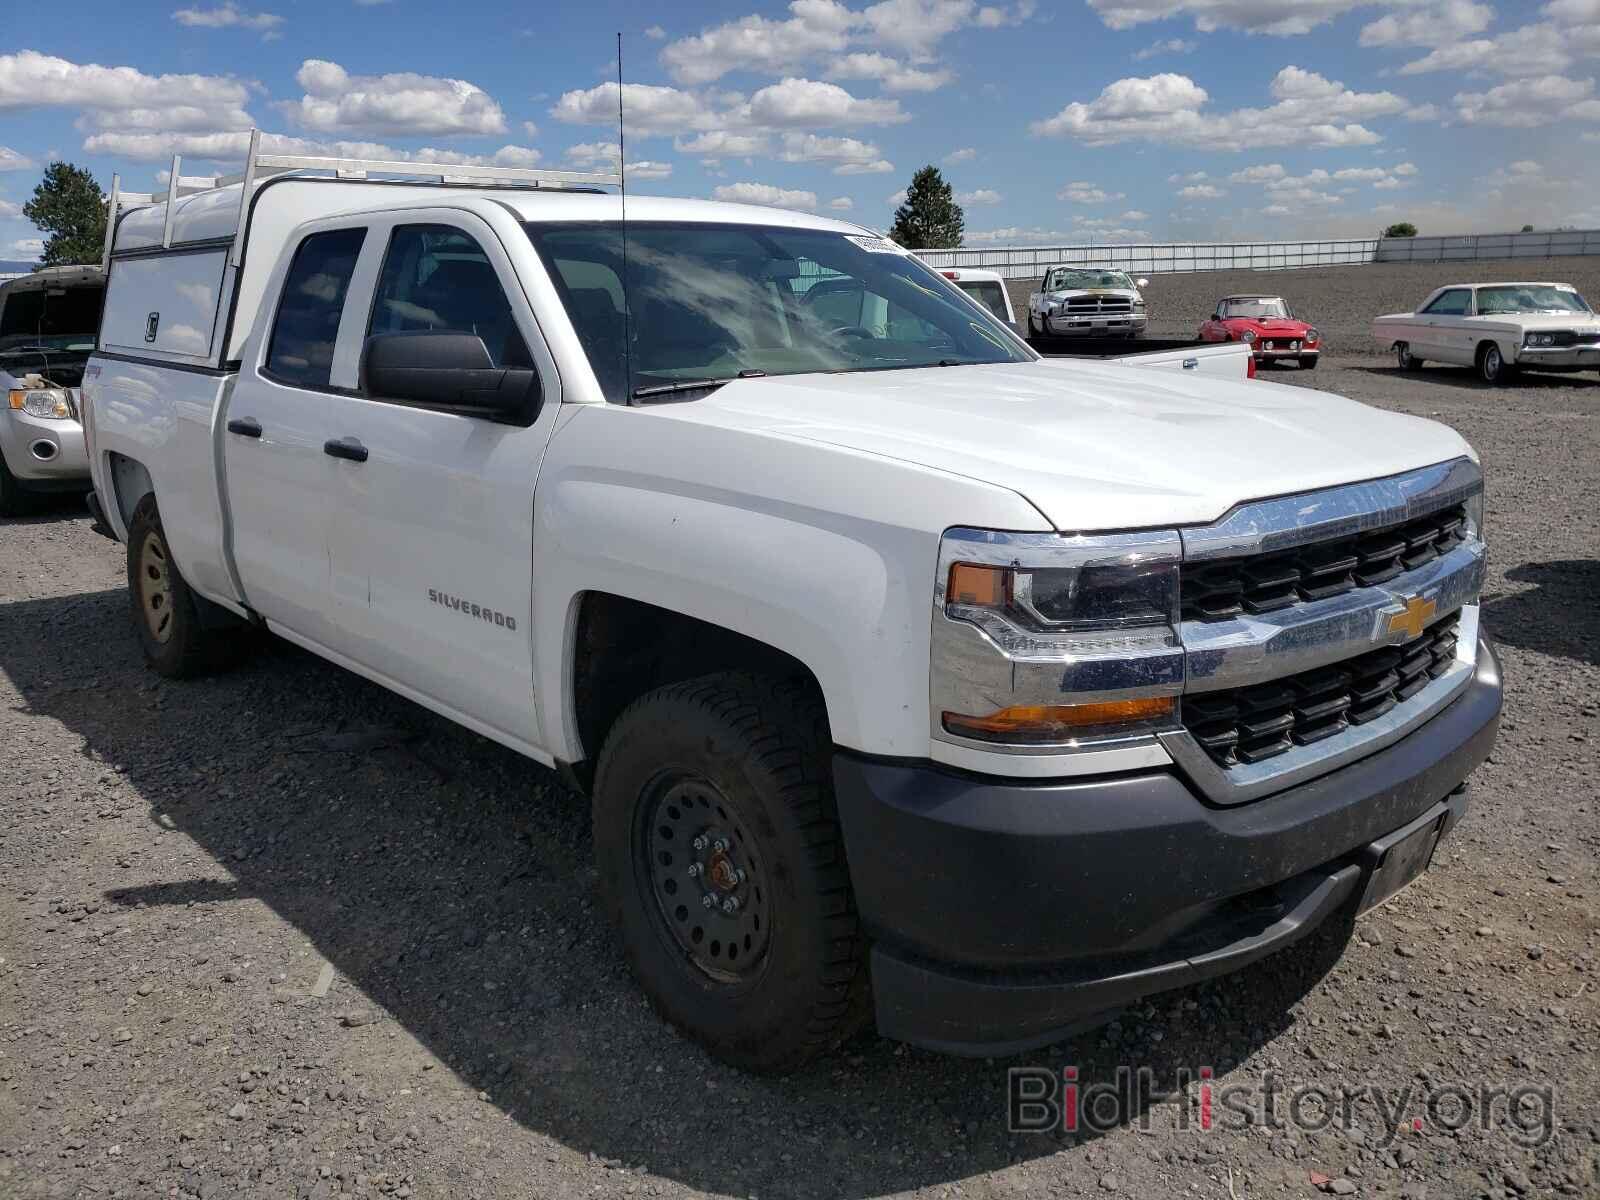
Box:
3 0 1598 260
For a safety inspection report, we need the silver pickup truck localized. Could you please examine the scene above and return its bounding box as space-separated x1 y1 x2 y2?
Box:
1027 265 1149 339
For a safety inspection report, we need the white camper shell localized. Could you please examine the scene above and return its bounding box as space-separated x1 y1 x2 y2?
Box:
99 140 620 370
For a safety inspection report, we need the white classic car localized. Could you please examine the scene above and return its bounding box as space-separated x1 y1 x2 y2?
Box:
1373 281 1600 383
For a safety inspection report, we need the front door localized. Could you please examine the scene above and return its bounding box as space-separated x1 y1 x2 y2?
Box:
317 215 561 748
1417 288 1472 362
224 225 368 645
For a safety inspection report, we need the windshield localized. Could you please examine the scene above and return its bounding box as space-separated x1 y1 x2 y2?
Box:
956 280 1010 321
0 284 104 350
1045 269 1134 291
1474 285 1592 315
525 222 1031 401
1219 297 1290 320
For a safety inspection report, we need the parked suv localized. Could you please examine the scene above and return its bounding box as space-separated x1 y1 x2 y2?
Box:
84 145 1501 1072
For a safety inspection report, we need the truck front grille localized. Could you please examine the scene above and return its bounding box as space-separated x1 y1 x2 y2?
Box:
1181 503 1468 622
1182 617 1459 768
1063 296 1132 314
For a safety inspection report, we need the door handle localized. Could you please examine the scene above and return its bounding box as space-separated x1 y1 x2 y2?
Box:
226 417 262 438
323 437 369 463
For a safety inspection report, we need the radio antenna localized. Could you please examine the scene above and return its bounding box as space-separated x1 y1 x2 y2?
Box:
617 31 633 403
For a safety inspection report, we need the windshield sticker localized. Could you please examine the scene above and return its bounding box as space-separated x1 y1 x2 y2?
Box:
845 234 907 255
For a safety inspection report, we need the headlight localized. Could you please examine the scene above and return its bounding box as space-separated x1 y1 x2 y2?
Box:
1306 328 1320 343
8 388 73 419
1525 332 1556 347
932 529 1183 747
1465 490 1484 543
1239 329 1256 342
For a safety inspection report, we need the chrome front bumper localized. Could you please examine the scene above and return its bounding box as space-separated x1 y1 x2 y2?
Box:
0 410 89 485
1515 345 1600 369
1045 313 1147 336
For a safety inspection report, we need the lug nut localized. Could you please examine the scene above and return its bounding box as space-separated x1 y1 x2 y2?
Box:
735 868 747 885
687 862 703 878
721 896 741 914
712 838 729 853
701 894 716 910
691 835 709 851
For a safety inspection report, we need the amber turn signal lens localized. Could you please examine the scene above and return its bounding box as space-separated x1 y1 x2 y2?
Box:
947 562 1008 607
7 390 24 410
943 696 1175 741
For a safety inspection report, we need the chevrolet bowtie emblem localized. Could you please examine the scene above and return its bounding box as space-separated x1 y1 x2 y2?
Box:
1387 595 1437 641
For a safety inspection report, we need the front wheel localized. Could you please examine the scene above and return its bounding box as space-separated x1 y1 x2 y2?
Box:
1396 342 1423 371
1298 355 1318 370
593 672 867 1073
1477 342 1516 384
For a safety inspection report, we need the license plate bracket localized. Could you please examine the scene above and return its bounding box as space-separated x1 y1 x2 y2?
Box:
1358 807 1447 914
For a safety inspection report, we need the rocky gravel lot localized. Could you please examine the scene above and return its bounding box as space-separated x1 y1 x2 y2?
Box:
2 345 1598 1199
1004 254 1600 356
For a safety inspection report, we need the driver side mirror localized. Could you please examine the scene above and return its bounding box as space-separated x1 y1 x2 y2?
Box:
1211 313 1221 321
361 332 540 427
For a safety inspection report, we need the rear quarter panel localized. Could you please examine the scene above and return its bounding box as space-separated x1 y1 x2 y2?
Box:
83 355 238 606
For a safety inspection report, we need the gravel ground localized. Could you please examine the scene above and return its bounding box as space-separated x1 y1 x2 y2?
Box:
1004 255 1600 356
2 345 1599 1200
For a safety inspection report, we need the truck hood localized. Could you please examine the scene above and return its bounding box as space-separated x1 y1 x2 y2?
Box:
1041 287 1141 301
666 360 1473 531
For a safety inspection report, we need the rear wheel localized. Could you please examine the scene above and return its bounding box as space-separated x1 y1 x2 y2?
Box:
1396 342 1423 371
593 671 867 1072
1477 342 1516 384
126 495 247 678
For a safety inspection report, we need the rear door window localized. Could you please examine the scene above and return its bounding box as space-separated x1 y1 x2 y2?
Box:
368 224 531 368
265 228 366 387
957 281 1009 321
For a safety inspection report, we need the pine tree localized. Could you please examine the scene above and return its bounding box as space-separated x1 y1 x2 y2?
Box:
888 166 964 250
22 162 107 267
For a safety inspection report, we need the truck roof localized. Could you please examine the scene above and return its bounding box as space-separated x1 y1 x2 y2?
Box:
0 265 105 295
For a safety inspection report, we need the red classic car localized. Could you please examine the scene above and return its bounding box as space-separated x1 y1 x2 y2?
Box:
1198 295 1321 369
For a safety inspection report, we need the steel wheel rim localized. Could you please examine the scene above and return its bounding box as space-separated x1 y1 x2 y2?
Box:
1485 346 1500 378
638 772 772 985
1398 345 1410 369
138 531 175 644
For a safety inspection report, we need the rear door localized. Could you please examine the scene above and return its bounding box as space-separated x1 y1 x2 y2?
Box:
224 225 368 644
315 211 563 748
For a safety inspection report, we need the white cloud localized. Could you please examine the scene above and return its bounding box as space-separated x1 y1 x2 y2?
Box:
778 132 893 173
9 237 44 256
746 77 907 127
1167 169 1209 182
1121 209 1150 220
957 187 1002 205
0 199 21 217
0 50 253 138
827 52 952 92
1032 67 1403 149
886 187 908 206
1179 183 1224 198
1359 1 1491 48
1058 180 1125 203
78 128 544 168
1396 22 1580 77
644 24 666 39
172 4 284 35
0 146 37 171
1227 163 1286 183
1086 0 1372 36
712 181 819 209
943 146 976 164
828 195 854 210
1455 74 1600 126
673 130 770 158
661 1 858 85
1133 37 1197 59
553 82 722 134
283 59 507 136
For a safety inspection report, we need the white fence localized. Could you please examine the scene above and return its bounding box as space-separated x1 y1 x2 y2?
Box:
1374 228 1600 262
917 227 1600 278
918 238 1379 280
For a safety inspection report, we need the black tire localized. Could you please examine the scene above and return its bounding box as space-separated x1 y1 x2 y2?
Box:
593 671 867 1073
1396 342 1423 371
126 494 246 678
0 452 31 517
1477 341 1516 384
1298 355 1319 370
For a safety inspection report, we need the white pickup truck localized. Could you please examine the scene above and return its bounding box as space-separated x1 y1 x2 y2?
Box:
85 146 1501 1071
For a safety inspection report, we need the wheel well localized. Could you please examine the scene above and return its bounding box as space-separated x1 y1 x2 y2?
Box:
106 452 154 528
568 592 825 786
1475 339 1498 361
